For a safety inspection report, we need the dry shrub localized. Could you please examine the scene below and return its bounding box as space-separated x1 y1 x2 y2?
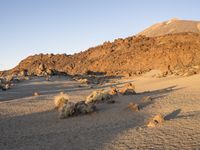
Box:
85 90 111 104
75 101 96 114
58 101 96 119
147 114 165 128
54 92 69 110
59 102 75 119
128 102 140 112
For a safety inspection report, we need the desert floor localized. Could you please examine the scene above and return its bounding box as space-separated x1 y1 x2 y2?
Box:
1 73 200 150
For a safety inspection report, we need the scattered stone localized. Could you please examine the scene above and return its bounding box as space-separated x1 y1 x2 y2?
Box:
24 76 30 80
5 75 13 82
1 83 11 91
119 83 136 95
141 96 153 102
34 92 39 96
19 69 28 76
147 114 165 128
46 69 53 75
106 98 115 104
45 75 51 81
77 78 89 84
12 78 20 83
109 86 118 95
128 102 140 112
183 70 197 77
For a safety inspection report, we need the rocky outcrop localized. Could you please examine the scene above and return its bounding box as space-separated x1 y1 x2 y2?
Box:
1 32 200 77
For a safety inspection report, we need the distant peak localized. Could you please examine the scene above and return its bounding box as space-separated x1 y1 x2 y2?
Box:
166 18 179 24
169 18 179 21
138 18 200 37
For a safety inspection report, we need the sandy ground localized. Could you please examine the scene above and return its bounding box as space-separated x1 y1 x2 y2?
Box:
1 74 200 150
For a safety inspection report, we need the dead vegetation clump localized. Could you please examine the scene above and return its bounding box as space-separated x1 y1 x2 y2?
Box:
119 83 136 95
54 92 97 119
58 100 96 119
85 90 113 104
54 92 69 110
74 101 96 115
147 114 165 128
59 102 76 119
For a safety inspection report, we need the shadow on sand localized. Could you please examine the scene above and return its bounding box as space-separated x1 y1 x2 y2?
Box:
164 109 182 120
0 75 130 102
0 85 183 150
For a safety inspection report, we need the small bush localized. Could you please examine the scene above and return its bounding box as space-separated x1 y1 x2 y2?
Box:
85 90 111 104
74 101 96 115
59 102 75 119
54 92 69 110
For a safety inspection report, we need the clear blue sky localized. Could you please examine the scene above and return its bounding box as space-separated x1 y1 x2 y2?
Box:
0 0 199 70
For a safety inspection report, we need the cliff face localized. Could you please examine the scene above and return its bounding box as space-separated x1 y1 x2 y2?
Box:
1 32 200 77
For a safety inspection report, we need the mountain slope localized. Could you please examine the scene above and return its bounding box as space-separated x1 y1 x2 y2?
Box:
138 19 200 37
1 32 200 77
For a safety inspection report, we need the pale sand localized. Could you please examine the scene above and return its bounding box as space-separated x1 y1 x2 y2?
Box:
1 74 200 150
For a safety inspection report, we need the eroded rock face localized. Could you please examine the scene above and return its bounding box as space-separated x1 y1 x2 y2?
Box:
1 32 200 77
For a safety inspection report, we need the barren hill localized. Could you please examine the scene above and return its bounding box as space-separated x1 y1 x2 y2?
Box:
1 32 200 77
138 19 200 37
